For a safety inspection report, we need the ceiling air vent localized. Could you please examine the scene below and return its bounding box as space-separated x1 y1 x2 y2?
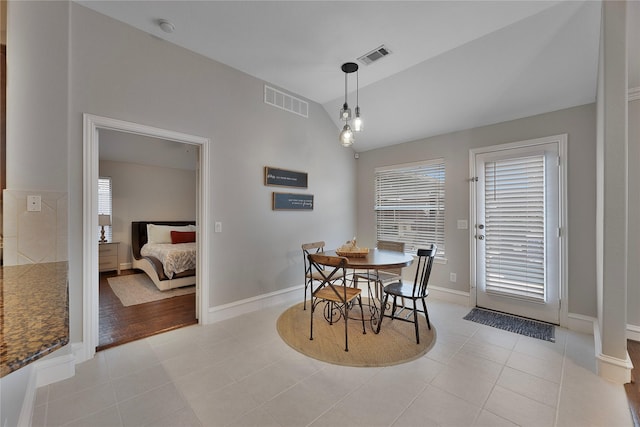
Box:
358 45 391 65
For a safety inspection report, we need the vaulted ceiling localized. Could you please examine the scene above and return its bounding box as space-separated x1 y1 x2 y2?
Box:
78 1 634 153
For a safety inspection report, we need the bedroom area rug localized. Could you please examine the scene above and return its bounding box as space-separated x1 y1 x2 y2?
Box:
276 301 436 367
463 307 555 342
107 274 195 307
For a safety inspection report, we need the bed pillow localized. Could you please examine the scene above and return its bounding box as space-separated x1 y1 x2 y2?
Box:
171 230 196 244
147 224 196 244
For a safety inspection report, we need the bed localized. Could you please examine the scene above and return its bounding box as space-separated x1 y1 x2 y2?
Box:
131 221 197 291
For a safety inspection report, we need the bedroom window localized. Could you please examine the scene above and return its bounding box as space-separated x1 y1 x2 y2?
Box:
98 176 112 242
375 159 446 259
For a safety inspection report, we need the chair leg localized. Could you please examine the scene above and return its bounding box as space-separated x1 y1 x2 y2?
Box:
376 293 389 333
309 299 314 341
421 298 431 330
413 303 420 345
303 282 307 310
344 301 349 352
358 295 366 335
391 295 398 317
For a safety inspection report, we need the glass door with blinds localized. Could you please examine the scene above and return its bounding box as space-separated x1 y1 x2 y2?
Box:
474 141 561 324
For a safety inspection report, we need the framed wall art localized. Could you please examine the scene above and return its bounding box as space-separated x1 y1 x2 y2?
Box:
264 166 308 188
272 192 314 210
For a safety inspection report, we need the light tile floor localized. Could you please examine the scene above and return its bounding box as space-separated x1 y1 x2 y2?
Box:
33 299 633 426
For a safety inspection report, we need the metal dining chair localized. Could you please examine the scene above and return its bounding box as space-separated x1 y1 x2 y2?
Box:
308 253 366 352
301 241 345 310
376 244 437 344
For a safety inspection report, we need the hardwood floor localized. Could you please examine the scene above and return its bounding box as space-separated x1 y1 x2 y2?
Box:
626 340 640 426
98 269 197 351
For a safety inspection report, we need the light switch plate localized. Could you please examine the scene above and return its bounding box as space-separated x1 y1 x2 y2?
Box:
457 219 468 230
214 221 222 233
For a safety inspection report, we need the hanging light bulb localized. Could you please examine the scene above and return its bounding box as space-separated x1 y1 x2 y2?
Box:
340 102 352 121
338 62 360 146
353 69 363 132
339 124 354 147
353 106 363 132
339 71 351 121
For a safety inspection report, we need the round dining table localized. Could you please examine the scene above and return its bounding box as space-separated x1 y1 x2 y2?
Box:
319 248 415 331
320 248 414 270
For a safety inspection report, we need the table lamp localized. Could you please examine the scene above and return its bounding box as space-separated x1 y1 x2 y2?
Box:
98 214 111 243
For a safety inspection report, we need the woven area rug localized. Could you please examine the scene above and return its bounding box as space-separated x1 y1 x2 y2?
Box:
276 301 436 367
464 307 555 342
107 274 195 307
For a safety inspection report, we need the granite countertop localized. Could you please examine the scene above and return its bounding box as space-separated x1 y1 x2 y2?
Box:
0 262 69 377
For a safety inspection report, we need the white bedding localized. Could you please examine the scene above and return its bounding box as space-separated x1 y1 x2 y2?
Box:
140 242 196 279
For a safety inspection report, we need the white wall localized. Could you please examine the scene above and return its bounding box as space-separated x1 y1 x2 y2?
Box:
356 104 597 317
4 0 356 417
66 3 356 315
628 99 640 328
99 159 197 267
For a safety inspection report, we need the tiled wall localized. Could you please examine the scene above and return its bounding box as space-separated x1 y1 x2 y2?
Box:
2 190 68 265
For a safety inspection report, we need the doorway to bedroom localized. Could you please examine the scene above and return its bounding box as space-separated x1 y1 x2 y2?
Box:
83 114 211 359
96 130 200 350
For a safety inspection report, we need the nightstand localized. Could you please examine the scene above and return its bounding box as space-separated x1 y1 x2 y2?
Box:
99 241 120 274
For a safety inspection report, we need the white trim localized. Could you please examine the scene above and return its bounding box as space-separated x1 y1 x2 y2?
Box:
17 368 36 427
82 114 212 362
16 350 76 427
627 323 640 341
206 284 302 323
428 285 471 306
469 134 568 327
34 353 76 388
567 312 596 335
593 321 632 384
629 86 640 101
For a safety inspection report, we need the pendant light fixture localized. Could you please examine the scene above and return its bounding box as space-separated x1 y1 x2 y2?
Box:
338 62 362 147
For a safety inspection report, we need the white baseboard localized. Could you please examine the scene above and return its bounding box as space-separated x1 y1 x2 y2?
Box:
627 324 640 342
121 262 133 271
34 353 75 388
428 285 471 307
567 312 596 335
206 284 302 323
17 367 37 427
17 348 76 427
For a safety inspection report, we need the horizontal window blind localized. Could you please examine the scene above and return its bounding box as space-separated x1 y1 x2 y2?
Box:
484 155 545 301
98 177 112 242
375 160 445 256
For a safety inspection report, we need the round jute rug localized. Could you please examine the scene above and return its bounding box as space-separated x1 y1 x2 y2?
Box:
276 301 436 367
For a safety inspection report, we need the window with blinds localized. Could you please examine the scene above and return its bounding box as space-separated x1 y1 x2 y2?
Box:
484 155 545 302
98 177 112 242
375 159 445 257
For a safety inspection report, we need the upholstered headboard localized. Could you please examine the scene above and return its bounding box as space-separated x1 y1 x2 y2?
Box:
131 221 196 260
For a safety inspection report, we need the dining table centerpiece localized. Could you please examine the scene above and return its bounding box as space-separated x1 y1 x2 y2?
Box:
336 238 369 257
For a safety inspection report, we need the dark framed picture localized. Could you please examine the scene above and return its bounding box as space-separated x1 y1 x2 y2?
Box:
272 192 314 210
264 166 308 188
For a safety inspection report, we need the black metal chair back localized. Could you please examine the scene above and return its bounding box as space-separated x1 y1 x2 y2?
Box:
412 245 437 298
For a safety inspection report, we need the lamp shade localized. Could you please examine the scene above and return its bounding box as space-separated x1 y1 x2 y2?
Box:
98 214 111 226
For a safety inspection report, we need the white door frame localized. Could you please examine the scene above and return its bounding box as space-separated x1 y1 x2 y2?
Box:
469 134 568 326
82 114 211 360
